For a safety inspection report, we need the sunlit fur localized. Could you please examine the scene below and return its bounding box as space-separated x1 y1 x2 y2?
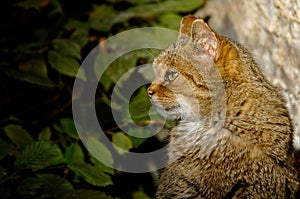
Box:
149 15 299 198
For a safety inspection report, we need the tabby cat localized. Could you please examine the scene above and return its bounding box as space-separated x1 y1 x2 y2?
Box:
147 15 299 198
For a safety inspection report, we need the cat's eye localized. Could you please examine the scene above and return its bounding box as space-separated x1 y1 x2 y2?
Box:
164 71 179 82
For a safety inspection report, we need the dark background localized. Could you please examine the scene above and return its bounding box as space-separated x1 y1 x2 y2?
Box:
0 0 205 198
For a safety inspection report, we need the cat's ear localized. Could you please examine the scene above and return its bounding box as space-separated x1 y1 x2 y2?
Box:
191 19 219 60
179 15 197 37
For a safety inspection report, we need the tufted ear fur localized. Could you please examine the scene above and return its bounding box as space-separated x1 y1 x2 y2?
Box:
191 19 219 60
179 15 197 37
179 15 219 61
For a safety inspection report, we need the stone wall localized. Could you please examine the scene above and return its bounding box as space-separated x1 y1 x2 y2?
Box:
195 0 300 148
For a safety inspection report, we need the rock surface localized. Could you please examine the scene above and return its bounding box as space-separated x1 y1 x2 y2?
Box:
195 0 300 148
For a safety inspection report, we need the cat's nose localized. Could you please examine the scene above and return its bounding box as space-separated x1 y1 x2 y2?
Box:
147 87 154 98
147 84 157 98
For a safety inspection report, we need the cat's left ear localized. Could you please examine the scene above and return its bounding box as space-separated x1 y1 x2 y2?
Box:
191 19 219 60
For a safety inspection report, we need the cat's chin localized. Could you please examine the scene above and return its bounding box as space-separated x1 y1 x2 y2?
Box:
150 101 202 121
150 100 181 121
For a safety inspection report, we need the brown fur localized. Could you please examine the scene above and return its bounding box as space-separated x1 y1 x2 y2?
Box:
147 15 299 198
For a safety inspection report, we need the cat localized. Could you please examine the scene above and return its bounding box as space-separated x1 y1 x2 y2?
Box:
147 15 299 198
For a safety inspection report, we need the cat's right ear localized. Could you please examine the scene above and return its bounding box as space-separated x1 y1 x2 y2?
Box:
179 15 197 37
179 16 219 61
191 19 219 61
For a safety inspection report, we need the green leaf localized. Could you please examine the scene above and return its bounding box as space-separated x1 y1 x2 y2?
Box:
70 36 89 49
65 19 90 37
128 0 204 14
48 0 63 15
62 189 113 199
64 19 90 47
112 132 133 154
68 163 113 187
133 187 152 199
52 39 82 59
127 128 149 148
4 124 34 148
4 69 57 87
48 50 86 80
37 174 73 197
157 13 182 30
19 57 48 78
59 118 79 139
38 126 52 140
15 141 64 171
125 0 157 5
0 138 17 160
64 143 85 164
89 155 114 175
129 86 152 124
89 4 116 32
17 177 43 196
86 137 114 168
14 0 40 10
112 0 204 24
98 52 138 92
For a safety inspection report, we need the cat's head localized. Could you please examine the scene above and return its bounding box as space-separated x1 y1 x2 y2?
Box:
147 15 226 123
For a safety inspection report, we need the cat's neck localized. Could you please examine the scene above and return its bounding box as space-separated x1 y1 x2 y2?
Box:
168 120 231 162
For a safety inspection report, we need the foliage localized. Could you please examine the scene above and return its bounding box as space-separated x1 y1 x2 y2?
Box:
0 0 205 198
